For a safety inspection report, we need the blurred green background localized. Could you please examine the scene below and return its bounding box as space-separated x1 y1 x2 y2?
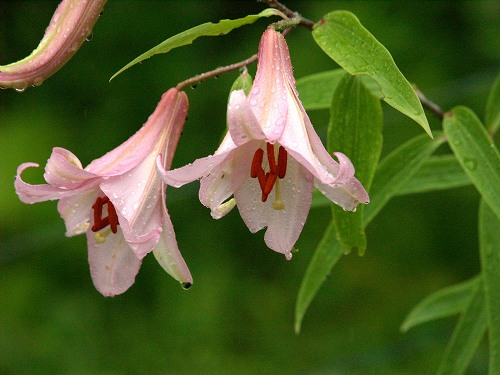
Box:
1 1 498 373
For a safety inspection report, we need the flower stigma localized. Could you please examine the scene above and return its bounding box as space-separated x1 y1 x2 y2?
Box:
250 142 288 209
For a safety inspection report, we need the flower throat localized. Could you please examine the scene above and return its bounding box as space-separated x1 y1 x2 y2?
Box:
250 142 287 210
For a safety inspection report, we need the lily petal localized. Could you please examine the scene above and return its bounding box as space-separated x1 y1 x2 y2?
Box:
233 154 313 259
227 90 266 145
15 162 98 204
44 147 97 187
0 0 107 90
57 189 99 236
87 89 187 177
247 28 291 141
152 191 192 285
199 158 234 218
160 150 234 188
87 227 142 297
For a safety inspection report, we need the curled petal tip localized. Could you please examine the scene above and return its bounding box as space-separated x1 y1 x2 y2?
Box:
0 0 107 89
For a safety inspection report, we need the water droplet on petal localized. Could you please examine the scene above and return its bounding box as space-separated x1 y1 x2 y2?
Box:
182 282 192 290
85 32 93 41
15 87 26 93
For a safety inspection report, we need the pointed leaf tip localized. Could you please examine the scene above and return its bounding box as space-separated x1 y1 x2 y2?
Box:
312 10 432 137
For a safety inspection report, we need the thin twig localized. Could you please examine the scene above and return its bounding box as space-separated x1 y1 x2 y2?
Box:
414 86 445 120
176 53 258 91
262 0 315 30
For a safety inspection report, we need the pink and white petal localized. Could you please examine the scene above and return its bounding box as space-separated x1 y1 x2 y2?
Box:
160 149 235 188
103 173 163 259
101 150 160 223
247 29 290 142
233 172 270 234
227 90 266 145
87 89 188 177
44 147 96 187
230 141 263 194
15 162 99 204
233 155 313 258
262 158 314 259
199 158 234 217
87 228 142 297
153 201 192 285
278 93 338 184
314 175 369 212
57 189 99 236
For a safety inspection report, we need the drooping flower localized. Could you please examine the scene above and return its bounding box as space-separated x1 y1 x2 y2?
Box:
0 0 107 90
158 28 369 260
15 88 192 296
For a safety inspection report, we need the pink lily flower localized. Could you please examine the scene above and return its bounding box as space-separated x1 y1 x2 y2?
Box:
158 28 369 260
15 88 192 296
0 0 107 90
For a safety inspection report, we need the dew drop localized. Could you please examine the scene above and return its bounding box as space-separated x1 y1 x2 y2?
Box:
463 158 477 171
15 87 26 93
32 77 44 87
182 282 192 290
85 32 93 42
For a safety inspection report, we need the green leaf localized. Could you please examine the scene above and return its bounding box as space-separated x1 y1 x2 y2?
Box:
444 106 500 219
296 70 345 110
229 69 253 96
110 9 284 80
437 280 487 375
396 155 471 195
364 132 445 226
295 222 342 334
479 200 500 373
312 11 432 137
296 70 383 110
328 74 383 254
485 73 500 134
401 277 479 332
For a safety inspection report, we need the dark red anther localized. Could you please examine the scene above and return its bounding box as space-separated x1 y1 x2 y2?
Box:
91 195 119 233
277 146 287 179
107 200 119 234
267 142 277 174
256 167 266 192
251 148 264 178
263 172 277 196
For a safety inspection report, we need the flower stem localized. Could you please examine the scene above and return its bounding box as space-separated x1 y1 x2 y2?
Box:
414 86 445 120
262 0 315 30
176 54 258 91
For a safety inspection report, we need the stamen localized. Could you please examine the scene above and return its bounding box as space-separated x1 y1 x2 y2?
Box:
277 146 287 179
249 143 289 203
91 195 119 234
107 200 118 234
267 142 277 174
257 167 266 192
263 172 277 196
250 148 264 178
